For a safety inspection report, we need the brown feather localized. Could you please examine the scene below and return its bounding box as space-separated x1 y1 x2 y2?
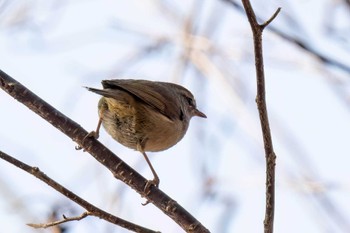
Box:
101 79 180 121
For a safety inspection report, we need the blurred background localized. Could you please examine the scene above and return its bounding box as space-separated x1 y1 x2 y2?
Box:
1 0 350 232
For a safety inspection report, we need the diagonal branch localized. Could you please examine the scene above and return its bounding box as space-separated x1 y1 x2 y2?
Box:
241 1 280 233
0 69 210 233
0 150 157 233
261 8 282 28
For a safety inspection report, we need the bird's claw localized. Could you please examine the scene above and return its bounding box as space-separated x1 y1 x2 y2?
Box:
142 178 160 206
75 131 100 150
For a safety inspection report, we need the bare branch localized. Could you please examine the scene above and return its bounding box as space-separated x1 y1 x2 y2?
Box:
0 150 158 233
240 0 280 232
261 7 281 28
28 212 91 229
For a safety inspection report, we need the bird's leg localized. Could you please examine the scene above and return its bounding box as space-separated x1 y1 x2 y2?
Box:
75 117 102 150
140 150 160 206
88 116 102 139
141 151 160 189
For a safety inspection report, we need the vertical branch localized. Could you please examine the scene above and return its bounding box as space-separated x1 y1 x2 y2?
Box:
241 1 281 233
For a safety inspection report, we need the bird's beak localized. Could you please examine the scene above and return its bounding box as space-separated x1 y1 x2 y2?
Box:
194 108 207 118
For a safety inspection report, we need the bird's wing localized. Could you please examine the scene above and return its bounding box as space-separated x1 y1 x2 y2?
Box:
101 79 179 121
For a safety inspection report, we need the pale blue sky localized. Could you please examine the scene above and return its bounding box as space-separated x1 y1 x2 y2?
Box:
1 0 350 232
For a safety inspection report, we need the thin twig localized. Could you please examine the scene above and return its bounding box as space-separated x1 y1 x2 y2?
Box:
0 69 210 233
261 8 281 28
240 1 280 233
0 150 158 233
27 212 91 229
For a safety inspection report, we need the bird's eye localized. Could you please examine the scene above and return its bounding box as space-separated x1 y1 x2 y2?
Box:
186 97 194 107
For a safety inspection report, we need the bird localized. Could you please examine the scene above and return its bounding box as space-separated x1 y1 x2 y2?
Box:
84 79 206 190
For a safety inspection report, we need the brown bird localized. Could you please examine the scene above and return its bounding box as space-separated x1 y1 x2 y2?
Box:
85 79 206 189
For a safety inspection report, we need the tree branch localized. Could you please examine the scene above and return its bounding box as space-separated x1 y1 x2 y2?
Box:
0 69 210 233
240 1 280 233
0 150 157 233
28 212 91 229
261 8 281 29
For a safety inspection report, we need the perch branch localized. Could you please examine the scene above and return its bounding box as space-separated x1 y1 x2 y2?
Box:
0 69 210 233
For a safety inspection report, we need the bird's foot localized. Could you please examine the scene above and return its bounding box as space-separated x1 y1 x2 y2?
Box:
142 178 160 206
75 131 100 150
